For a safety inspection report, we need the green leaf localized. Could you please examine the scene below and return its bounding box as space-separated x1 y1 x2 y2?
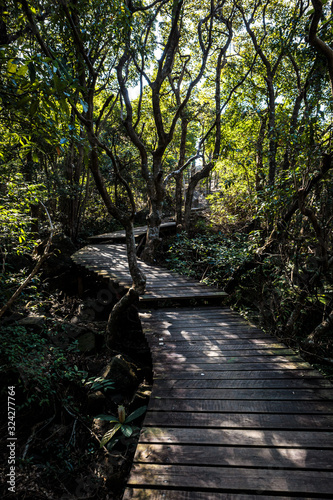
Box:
121 425 133 437
7 60 17 74
95 414 119 423
100 423 121 447
17 65 28 77
124 405 147 424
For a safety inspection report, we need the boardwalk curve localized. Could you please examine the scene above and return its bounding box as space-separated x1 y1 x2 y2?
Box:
71 239 333 498
72 244 226 302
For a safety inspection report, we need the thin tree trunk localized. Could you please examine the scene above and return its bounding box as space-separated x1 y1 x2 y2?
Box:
255 112 267 192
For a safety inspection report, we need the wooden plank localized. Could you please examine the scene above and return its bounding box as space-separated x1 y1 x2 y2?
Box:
144 323 271 332
152 354 305 365
141 292 226 300
143 411 333 429
153 369 323 380
72 243 228 301
123 489 326 500
154 377 333 389
147 327 265 335
151 387 333 401
72 246 333 497
139 427 333 448
88 221 176 242
145 329 269 339
127 464 333 495
148 337 284 346
152 347 296 356
149 313 250 321
144 281 222 288
133 443 333 469
153 362 313 373
145 314 253 323
148 338 286 347
148 398 333 413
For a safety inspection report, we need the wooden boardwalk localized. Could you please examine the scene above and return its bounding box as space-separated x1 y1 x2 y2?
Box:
88 221 176 243
72 244 226 302
71 238 333 498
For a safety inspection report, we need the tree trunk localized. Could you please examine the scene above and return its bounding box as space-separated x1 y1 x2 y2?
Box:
174 113 188 230
106 221 146 348
141 189 163 263
305 309 333 345
183 164 212 232
308 0 333 99
125 221 146 294
255 113 267 192
266 75 277 186
175 171 183 230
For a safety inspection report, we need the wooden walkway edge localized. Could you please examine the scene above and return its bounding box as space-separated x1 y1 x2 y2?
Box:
71 239 333 498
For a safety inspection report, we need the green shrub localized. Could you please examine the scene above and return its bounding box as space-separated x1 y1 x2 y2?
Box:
0 324 86 410
166 231 261 287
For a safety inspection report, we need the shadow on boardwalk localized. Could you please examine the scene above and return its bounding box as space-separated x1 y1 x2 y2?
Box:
123 308 333 499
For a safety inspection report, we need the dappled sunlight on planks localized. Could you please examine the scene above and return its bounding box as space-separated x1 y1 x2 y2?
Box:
124 307 333 498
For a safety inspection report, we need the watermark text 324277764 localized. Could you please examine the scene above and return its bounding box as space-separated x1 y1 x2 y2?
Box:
7 386 16 493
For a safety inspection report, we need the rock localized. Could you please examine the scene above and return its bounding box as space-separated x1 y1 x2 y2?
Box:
1 312 25 325
100 355 139 393
77 331 96 352
17 315 45 332
131 382 152 409
87 391 106 415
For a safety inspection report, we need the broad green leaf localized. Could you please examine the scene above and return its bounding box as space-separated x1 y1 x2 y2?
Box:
59 99 70 115
125 405 147 424
7 60 17 74
100 423 121 447
121 425 133 437
95 414 119 423
30 101 38 116
17 65 28 77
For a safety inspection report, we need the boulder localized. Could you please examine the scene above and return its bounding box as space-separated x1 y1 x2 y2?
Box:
100 355 139 393
17 315 45 332
87 391 106 415
77 331 96 352
130 382 152 409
